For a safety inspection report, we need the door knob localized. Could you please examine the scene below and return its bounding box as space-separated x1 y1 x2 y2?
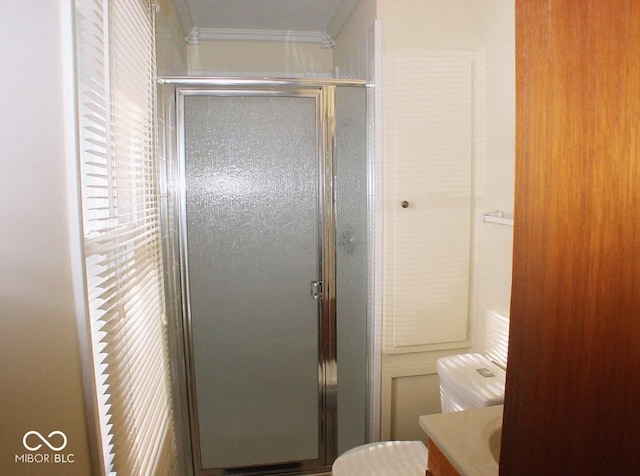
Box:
400 200 409 208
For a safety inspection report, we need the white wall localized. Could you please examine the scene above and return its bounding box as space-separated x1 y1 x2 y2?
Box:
378 0 476 443
377 0 515 442
0 1 93 474
378 0 477 50
157 0 189 75
471 0 515 355
333 0 377 79
186 40 334 76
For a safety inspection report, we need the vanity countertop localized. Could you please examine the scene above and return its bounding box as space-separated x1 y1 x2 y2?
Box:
419 405 502 476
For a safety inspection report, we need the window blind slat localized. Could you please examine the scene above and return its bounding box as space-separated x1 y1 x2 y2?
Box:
75 0 177 474
95 267 158 317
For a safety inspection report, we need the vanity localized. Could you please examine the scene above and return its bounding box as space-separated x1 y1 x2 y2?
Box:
419 405 502 476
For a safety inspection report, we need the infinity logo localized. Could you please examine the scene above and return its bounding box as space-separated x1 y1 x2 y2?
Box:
22 431 68 452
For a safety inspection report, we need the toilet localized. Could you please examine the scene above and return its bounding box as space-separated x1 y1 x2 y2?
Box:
437 353 506 414
331 353 506 475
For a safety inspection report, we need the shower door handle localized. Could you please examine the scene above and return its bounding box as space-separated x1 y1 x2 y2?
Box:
310 281 324 300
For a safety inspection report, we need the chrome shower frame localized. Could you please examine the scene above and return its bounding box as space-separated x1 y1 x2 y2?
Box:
157 77 372 476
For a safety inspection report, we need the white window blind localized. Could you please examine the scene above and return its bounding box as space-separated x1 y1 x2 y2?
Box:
75 0 177 474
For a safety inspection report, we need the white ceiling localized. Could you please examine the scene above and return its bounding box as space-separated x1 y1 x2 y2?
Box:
172 0 361 45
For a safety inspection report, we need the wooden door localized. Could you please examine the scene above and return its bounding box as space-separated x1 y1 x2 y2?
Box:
502 1 640 474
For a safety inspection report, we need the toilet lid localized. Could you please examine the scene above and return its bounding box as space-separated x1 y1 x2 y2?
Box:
332 441 427 476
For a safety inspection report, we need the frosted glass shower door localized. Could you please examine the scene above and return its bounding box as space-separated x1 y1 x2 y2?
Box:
182 92 322 471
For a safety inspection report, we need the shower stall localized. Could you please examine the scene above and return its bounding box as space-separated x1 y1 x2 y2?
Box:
158 78 371 475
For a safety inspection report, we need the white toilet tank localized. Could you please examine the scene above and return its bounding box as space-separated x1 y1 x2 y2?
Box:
437 353 506 413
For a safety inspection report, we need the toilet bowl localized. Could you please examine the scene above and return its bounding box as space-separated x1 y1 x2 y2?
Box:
331 353 506 475
331 441 427 476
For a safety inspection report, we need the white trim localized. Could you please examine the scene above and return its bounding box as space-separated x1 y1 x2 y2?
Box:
369 18 383 443
185 26 199 44
62 0 104 472
186 26 335 48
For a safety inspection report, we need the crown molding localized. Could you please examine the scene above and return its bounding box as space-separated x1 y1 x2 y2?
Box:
185 27 335 48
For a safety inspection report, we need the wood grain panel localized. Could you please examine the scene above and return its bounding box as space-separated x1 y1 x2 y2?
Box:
502 1 640 474
426 439 460 476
